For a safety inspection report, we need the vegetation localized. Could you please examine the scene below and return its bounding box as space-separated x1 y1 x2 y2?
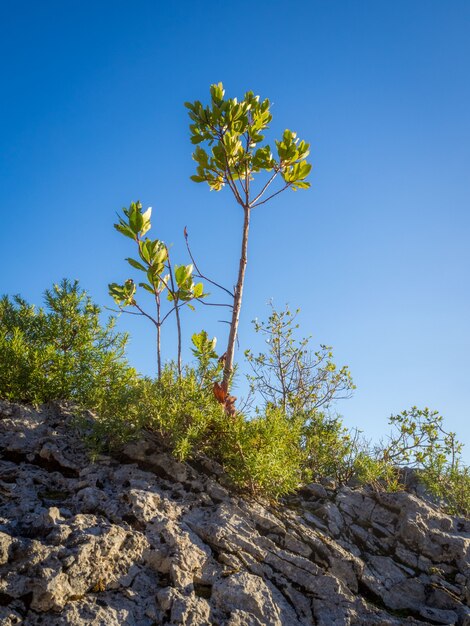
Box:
0 279 136 409
374 407 470 515
1 83 468 517
1 282 468 515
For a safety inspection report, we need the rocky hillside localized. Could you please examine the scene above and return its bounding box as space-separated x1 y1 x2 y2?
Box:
0 401 469 626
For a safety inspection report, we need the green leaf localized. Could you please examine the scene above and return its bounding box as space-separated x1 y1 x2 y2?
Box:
139 282 155 294
175 264 193 286
114 223 136 240
193 282 204 298
126 258 147 271
140 207 152 237
128 202 144 234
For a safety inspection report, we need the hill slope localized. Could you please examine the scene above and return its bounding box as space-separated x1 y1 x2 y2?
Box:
0 401 469 625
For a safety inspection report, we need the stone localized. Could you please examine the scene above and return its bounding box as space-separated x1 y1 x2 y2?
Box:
0 400 469 625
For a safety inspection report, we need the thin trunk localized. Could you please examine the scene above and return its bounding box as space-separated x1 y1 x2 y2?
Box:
175 303 182 378
156 294 161 381
156 324 161 380
223 206 251 388
166 249 182 379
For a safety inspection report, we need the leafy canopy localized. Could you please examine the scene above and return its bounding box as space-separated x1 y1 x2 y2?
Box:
109 201 205 310
186 82 312 200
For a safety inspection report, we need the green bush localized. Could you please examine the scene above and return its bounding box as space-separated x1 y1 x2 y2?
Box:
245 305 355 416
423 463 470 517
244 305 360 490
135 364 226 460
221 407 304 498
375 407 470 516
91 361 302 498
0 279 137 410
301 412 361 485
352 452 402 492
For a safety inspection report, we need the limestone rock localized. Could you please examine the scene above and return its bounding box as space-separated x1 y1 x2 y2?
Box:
0 400 469 625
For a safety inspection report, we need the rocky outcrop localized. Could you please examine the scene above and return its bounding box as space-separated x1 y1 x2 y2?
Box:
0 400 469 625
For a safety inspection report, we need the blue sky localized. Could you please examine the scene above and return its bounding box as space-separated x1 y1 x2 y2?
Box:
1 1 469 456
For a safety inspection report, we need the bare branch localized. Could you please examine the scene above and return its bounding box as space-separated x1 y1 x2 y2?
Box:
133 302 159 328
249 169 279 207
251 183 291 209
184 228 234 298
195 298 233 308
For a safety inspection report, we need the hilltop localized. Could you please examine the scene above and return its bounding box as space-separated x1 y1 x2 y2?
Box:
0 401 469 625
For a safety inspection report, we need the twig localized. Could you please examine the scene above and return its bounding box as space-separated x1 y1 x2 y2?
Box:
251 183 291 209
184 228 234 298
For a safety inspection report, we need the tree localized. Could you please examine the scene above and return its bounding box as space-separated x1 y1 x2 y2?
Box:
186 83 311 391
245 305 355 417
109 201 206 379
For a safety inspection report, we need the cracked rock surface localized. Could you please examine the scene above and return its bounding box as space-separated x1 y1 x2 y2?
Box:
0 400 469 625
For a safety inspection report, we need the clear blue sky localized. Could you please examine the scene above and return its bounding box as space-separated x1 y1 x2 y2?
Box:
1 1 469 456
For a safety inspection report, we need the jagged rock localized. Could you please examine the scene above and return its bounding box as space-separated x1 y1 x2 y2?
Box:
0 400 469 625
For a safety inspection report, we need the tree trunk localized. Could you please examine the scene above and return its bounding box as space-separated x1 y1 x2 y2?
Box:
156 294 161 381
156 324 161 381
165 247 182 379
223 206 251 388
175 302 182 378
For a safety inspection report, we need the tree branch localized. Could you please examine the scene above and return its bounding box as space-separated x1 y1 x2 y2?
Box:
251 183 291 209
184 228 234 298
249 169 279 207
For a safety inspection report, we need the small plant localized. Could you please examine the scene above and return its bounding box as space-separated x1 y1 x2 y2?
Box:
135 363 226 460
245 305 355 416
379 407 461 470
187 83 311 390
302 413 362 485
352 452 403 492
109 201 207 379
191 330 223 389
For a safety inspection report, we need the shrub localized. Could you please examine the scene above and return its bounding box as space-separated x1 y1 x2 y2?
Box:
0 279 137 410
352 452 402 492
301 413 361 485
221 407 304 498
424 463 470 517
245 304 358 488
375 407 470 515
135 363 226 460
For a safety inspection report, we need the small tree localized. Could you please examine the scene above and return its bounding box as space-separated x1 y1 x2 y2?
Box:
245 305 355 416
109 201 206 379
186 83 311 390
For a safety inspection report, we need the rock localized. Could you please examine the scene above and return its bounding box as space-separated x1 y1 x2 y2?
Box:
0 530 14 564
0 400 469 625
212 571 303 626
299 482 328 500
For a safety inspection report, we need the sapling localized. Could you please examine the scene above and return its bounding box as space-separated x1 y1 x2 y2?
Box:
186 83 312 392
245 305 355 416
109 201 206 379
191 330 222 389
